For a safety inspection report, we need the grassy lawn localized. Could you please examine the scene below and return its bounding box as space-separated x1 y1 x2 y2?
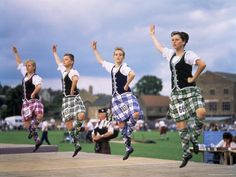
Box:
0 130 203 162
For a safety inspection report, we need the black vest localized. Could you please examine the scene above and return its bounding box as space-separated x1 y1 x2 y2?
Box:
22 74 39 100
170 53 196 89
111 65 131 95
62 71 79 96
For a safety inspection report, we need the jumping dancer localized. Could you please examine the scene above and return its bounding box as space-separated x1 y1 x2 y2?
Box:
91 41 143 160
52 45 86 157
149 25 206 168
12 46 44 152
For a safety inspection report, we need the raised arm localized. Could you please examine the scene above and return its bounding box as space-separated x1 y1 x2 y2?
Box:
149 25 165 54
52 45 62 65
12 46 22 66
91 41 104 65
188 59 206 83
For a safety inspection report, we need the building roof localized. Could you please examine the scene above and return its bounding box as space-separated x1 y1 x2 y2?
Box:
204 71 236 82
140 95 169 107
214 71 236 82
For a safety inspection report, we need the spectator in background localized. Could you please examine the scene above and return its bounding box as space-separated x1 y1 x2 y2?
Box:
41 120 51 145
215 132 236 164
159 120 169 140
209 122 218 131
216 132 236 150
92 108 119 154
84 118 94 143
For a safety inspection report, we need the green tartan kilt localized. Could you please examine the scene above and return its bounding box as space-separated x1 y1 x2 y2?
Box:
169 87 205 122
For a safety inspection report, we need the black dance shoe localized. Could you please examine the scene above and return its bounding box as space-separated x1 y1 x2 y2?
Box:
179 154 192 168
123 148 134 160
33 140 42 152
72 145 82 157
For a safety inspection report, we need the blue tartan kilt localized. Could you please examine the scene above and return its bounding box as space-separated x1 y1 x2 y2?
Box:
111 92 143 122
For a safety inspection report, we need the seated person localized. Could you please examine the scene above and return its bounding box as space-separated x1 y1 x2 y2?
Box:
214 132 236 164
92 108 119 154
216 132 236 150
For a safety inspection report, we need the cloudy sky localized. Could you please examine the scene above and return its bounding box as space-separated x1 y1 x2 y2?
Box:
1 0 236 96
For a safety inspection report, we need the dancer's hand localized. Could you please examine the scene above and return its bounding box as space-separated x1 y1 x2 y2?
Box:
150 24 156 36
91 41 97 50
187 77 195 83
52 44 57 53
124 84 129 91
12 46 18 54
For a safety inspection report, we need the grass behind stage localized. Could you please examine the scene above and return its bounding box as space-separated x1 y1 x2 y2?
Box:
0 130 203 162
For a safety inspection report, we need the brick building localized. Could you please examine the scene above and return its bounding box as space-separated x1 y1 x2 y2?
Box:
196 71 236 118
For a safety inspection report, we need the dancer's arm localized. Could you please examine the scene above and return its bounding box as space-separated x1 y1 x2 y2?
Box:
12 46 22 66
31 84 41 99
70 75 79 95
91 41 104 65
52 45 61 65
149 24 165 54
124 71 135 91
188 59 206 83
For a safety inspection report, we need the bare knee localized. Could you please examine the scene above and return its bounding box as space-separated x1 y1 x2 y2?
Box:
36 114 44 121
118 121 125 128
23 120 31 129
196 108 206 119
78 112 85 121
133 112 139 119
65 120 73 130
176 121 187 130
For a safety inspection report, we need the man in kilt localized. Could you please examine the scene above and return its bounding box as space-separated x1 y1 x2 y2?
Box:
13 46 44 152
150 25 206 168
52 45 86 157
91 41 143 160
92 108 119 154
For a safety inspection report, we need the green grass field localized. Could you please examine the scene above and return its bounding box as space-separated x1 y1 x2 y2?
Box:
0 130 203 162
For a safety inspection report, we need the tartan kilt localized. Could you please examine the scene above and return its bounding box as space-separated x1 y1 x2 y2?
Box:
111 92 143 122
62 94 86 121
169 86 205 122
21 99 44 121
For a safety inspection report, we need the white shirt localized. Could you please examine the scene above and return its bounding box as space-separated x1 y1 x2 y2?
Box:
57 63 80 80
159 121 167 128
92 119 114 136
216 140 236 149
17 63 42 86
41 121 49 131
162 47 200 65
102 60 132 76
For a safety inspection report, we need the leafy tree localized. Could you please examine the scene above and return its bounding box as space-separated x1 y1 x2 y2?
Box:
5 85 22 116
133 75 163 96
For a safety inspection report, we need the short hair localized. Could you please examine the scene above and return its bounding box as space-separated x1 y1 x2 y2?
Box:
113 47 125 58
223 132 233 141
24 59 36 72
171 31 189 46
64 53 74 65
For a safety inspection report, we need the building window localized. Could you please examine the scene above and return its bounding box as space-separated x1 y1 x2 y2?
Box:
209 89 215 95
222 102 230 111
209 102 217 111
223 89 229 95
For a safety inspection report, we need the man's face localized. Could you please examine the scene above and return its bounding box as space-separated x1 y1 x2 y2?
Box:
98 112 106 120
